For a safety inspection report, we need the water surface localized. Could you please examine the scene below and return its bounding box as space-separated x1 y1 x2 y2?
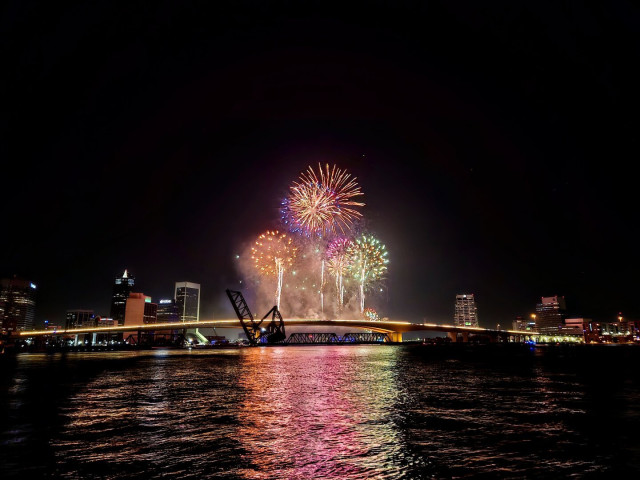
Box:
1 344 639 478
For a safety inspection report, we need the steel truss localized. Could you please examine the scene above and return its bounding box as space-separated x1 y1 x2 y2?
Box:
341 332 390 343
287 332 341 344
226 289 286 345
286 332 390 344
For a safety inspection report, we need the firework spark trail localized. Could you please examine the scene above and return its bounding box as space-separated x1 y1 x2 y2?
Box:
347 234 388 314
326 237 354 313
251 230 297 309
320 258 325 315
287 163 365 237
275 257 283 309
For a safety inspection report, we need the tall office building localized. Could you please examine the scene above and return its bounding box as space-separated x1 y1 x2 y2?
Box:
110 270 135 326
175 282 200 323
1 276 37 332
454 294 478 327
535 295 567 335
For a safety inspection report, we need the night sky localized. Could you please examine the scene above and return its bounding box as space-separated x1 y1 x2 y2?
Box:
3 1 638 328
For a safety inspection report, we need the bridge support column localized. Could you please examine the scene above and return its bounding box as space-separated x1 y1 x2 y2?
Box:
388 332 402 343
447 331 457 342
461 332 469 343
74 334 79 346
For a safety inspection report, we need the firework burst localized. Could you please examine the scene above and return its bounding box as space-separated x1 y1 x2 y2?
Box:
251 230 297 308
363 307 380 321
326 237 354 313
285 163 364 238
347 234 388 314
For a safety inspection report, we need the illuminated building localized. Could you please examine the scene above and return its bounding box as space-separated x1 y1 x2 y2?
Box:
65 309 95 329
123 293 150 326
454 294 478 327
123 292 156 341
0 276 37 332
175 282 200 323
535 295 567 335
157 299 180 323
144 301 157 325
562 317 589 340
512 316 525 330
110 270 135 325
513 314 536 331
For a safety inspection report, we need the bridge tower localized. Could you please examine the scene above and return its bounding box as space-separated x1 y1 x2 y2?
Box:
225 289 286 345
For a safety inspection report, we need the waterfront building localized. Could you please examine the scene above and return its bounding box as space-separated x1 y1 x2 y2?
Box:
123 292 157 342
123 293 151 326
563 317 589 340
513 314 537 331
143 301 158 325
157 299 180 323
65 309 95 329
175 282 200 323
95 316 116 327
597 313 637 343
535 295 567 336
0 276 37 332
454 294 478 327
110 270 135 325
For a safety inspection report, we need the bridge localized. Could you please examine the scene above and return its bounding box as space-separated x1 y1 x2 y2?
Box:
18 318 536 344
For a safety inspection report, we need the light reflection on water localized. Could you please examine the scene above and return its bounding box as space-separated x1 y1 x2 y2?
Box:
1 345 640 479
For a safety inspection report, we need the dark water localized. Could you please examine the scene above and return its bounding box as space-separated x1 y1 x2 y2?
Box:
2 344 640 479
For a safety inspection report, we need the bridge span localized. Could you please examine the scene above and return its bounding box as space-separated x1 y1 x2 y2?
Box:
19 318 536 343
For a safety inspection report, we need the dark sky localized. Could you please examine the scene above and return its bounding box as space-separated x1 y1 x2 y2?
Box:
3 1 638 327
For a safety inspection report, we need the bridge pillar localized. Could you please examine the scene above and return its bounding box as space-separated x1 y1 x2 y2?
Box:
461 332 469 343
447 331 457 342
74 334 79 346
388 332 402 343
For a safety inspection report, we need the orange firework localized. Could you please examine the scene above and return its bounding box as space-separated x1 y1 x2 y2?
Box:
287 163 365 237
251 230 297 308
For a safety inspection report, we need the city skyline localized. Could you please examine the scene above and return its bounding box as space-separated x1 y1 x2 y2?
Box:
2 269 632 331
3 2 637 327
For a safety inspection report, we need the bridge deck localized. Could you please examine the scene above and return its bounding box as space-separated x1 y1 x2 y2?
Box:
19 319 536 337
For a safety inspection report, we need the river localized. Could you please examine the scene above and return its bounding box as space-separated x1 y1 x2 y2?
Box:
1 343 639 479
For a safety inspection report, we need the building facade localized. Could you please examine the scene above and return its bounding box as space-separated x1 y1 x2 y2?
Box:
1 276 37 333
454 294 478 327
110 270 135 325
535 295 567 336
175 282 200 323
65 309 95 329
513 314 537 331
157 299 180 323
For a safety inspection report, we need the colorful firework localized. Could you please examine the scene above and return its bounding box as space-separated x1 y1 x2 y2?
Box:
326 236 354 312
251 230 297 308
363 308 380 321
285 163 365 237
347 234 388 314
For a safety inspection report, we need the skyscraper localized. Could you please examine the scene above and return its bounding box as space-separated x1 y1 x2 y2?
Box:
175 282 200 323
0 276 37 332
110 270 135 326
454 294 478 327
535 295 567 335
